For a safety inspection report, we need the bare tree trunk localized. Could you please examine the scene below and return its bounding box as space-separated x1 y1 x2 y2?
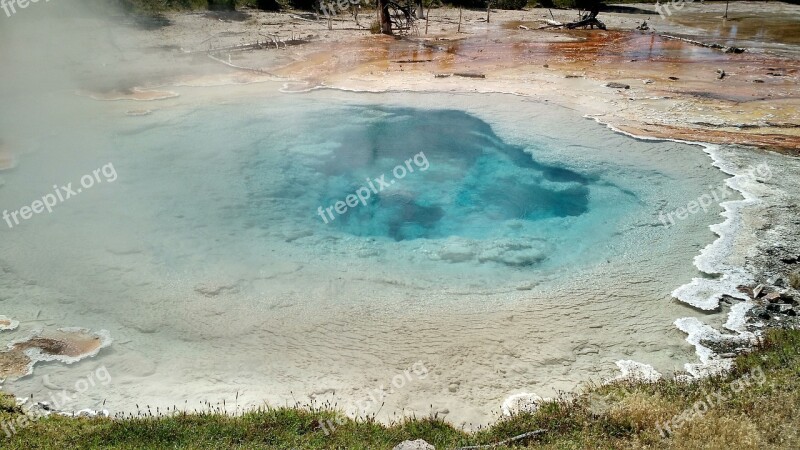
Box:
378 0 393 34
350 1 361 27
425 1 431 34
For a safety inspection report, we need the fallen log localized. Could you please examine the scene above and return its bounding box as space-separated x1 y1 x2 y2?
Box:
566 17 606 30
536 18 563 29
537 13 605 30
660 34 745 53
454 72 486 78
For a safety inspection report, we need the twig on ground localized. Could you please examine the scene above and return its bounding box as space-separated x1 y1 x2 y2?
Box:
456 429 547 449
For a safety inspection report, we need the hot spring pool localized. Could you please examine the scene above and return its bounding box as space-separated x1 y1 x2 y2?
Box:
0 86 730 427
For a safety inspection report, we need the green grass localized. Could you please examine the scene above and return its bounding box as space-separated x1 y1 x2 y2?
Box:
2 329 800 448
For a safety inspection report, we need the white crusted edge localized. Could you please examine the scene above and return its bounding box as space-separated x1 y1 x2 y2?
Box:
611 360 663 383
585 114 770 381
674 317 756 379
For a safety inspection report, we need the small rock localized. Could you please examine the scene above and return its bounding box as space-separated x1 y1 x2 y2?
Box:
501 393 544 416
767 274 786 287
393 439 435 450
777 293 798 306
668 76 679 80
434 73 451 78
606 82 630 89
764 292 781 303
64 409 110 418
753 79 764 83
643 79 654 84
767 303 795 315
716 69 726 79
543 64 549 68
766 303 782 312
753 284 765 298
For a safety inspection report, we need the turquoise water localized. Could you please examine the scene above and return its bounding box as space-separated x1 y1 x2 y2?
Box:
303 107 595 242
123 100 644 275
0 87 729 427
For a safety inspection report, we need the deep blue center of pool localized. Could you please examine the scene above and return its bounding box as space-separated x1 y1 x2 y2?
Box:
307 108 591 241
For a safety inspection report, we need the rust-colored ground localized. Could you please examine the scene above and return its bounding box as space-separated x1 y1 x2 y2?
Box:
73 6 799 152
274 22 799 152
